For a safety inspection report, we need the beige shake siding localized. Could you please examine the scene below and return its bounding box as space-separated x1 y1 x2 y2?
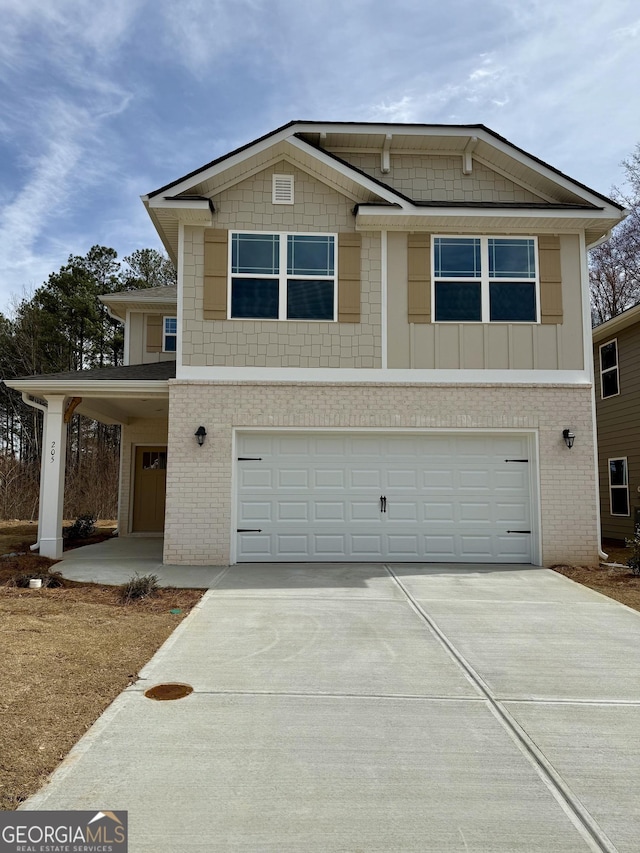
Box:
181 162 382 368
339 153 546 203
163 382 598 568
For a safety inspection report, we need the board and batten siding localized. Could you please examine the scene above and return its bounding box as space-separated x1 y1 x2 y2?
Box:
594 325 640 540
387 232 584 370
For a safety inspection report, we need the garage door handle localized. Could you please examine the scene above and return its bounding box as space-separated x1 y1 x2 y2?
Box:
380 495 387 512
507 530 531 534
237 528 262 533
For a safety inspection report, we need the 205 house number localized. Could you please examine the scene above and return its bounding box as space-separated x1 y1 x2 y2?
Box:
50 441 56 463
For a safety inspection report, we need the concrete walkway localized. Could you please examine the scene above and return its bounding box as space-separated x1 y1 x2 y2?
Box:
58 537 225 587
22 562 640 852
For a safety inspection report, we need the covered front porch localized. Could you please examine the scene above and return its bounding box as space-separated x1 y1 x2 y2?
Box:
5 361 174 559
57 536 225 587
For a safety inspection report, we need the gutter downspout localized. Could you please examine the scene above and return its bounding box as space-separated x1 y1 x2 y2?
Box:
583 232 611 561
21 393 47 552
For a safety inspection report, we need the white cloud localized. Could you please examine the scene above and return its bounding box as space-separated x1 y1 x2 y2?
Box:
1 0 639 310
371 96 415 123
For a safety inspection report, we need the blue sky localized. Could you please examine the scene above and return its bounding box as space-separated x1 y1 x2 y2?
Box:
1 0 639 311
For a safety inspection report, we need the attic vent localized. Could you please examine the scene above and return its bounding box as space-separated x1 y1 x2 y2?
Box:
272 174 294 205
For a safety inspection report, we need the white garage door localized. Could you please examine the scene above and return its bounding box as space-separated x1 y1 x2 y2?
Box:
236 433 533 563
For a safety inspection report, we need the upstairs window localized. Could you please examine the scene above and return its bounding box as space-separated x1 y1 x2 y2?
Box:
230 231 336 321
433 236 538 323
609 457 629 516
599 340 619 398
163 317 177 352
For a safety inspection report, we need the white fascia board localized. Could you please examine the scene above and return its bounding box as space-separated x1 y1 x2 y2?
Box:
356 205 613 220
143 122 622 215
304 123 620 212
466 131 621 212
174 366 591 385
286 136 410 207
147 198 211 211
99 294 177 307
152 128 409 208
4 379 170 398
149 126 306 199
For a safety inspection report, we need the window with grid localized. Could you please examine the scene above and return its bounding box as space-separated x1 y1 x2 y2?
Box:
609 457 629 516
230 231 336 320
433 236 538 323
599 340 619 398
163 317 177 352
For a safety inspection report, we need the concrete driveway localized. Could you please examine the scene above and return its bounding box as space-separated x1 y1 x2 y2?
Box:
23 563 640 852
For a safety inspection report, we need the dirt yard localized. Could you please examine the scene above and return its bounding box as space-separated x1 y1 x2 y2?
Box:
551 540 640 611
0 524 203 810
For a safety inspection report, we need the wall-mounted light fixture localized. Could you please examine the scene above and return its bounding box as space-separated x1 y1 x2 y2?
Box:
562 429 575 449
194 426 207 446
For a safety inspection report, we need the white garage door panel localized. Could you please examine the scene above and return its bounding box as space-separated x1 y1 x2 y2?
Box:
236 433 533 563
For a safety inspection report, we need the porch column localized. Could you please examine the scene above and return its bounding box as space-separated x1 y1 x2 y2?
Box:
39 396 67 559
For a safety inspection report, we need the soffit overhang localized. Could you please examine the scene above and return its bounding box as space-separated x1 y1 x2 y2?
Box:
99 288 178 321
142 121 625 258
9 379 170 426
354 205 622 246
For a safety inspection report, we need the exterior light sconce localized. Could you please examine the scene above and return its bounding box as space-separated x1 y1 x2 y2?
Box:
562 429 575 449
195 426 207 447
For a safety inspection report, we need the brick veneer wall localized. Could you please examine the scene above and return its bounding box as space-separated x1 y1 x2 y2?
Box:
163 381 597 567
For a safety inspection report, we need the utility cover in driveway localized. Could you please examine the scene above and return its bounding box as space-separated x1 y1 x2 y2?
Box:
236 432 532 562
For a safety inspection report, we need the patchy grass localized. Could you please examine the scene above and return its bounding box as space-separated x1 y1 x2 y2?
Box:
0 519 118 555
0 525 203 810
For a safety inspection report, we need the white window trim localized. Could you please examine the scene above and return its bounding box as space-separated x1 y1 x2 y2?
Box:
599 338 620 399
228 230 338 322
431 235 540 324
609 456 630 517
163 315 177 353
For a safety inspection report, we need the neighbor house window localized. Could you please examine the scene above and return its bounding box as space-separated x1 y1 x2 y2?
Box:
229 231 336 320
433 236 538 323
163 317 177 352
609 457 629 516
599 339 619 398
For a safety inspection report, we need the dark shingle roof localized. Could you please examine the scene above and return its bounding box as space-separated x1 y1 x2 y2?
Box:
11 360 176 383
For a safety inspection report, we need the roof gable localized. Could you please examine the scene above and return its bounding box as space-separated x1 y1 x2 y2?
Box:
146 121 624 210
143 122 626 259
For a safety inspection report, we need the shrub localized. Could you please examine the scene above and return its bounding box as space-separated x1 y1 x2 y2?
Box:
625 525 640 576
64 514 96 541
118 573 160 603
11 571 63 588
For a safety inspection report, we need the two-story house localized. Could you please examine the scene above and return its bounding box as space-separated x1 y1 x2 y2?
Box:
593 303 640 543
8 121 625 567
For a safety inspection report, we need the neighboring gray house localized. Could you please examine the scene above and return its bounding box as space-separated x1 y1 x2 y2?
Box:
8 121 625 567
593 303 640 543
